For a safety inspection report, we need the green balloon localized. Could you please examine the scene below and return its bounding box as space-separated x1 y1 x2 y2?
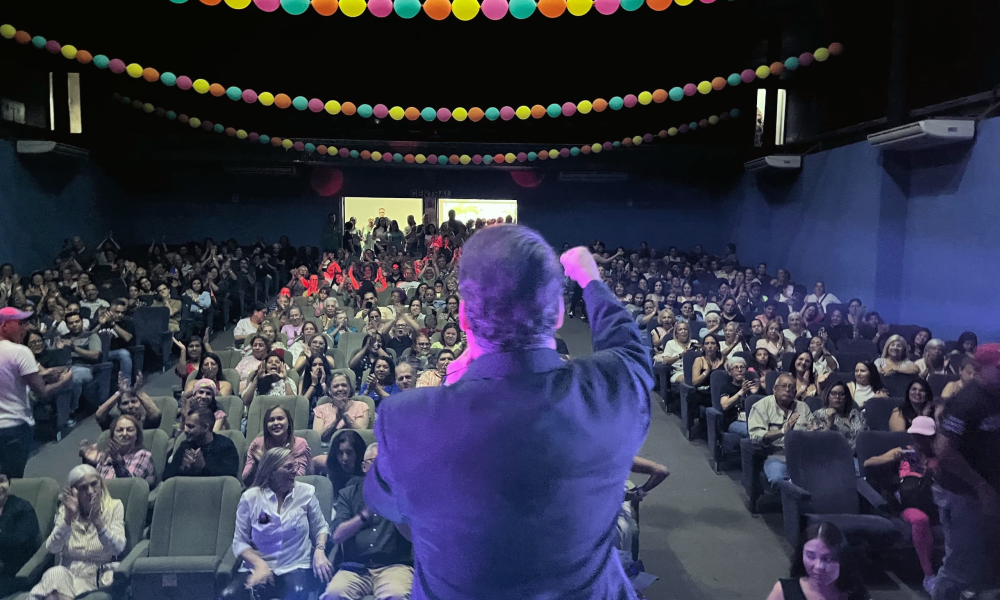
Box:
292 96 309 111
358 104 373 118
527 152 537 161
570 147 580 156
169 0 189 3
161 72 177 86
31 36 46 49
421 107 436 122
689 122 698 130
437 155 448 165
546 103 561 118
483 155 494 165
727 73 741 86
93 55 110 69
350 150 360 158
281 0 310 15
393 153 403 162
609 96 624 110
621 0 643 11
305 143 316 154
226 86 242 101
259 135 271 145
485 107 500 121
166 111 177 120
784 57 799 71
393 0 421 18
730 109 741 118
213 124 224 134
509 0 536 19
613 141 621 148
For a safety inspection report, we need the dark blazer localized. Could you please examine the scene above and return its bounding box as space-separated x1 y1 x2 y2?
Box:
365 281 653 600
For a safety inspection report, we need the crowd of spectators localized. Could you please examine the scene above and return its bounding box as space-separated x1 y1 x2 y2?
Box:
0 219 995 600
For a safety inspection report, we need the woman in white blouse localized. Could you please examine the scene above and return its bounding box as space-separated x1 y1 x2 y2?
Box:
783 312 811 346
875 334 920 376
224 448 332 600
654 322 697 384
756 321 791 360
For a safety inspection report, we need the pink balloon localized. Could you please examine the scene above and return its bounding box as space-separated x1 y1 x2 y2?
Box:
293 141 305 151
481 0 508 19
382 152 393 162
437 108 452 122
510 171 544 188
602 142 613 151
559 148 570 157
373 104 389 118
368 0 393 17
799 52 814 66
45 40 61 54
683 84 697 96
242 89 258 103
472 155 483 164
308 98 324 112
248 132 259 142
561 102 577 117
109 59 126 74
253 0 281 11
643 133 653 143
428 155 439 165
594 0 619 14
338 147 350 157
741 69 755 83
516 152 527 162
176 76 193 90
500 106 515 121
623 94 637 108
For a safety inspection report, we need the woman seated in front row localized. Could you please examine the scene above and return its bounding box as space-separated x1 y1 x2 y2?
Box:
28 465 127 600
242 405 311 487
80 414 157 488
719 356 760 438
765 522 868 600
223 448 332 600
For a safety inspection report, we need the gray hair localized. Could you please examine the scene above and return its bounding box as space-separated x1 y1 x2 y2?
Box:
252 447 293 489
925 338 945 350
727 356 747 369
364 442 379 460
458 225 562 352
67 464 101 487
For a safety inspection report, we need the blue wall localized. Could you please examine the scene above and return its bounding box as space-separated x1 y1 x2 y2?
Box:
0 140 108 272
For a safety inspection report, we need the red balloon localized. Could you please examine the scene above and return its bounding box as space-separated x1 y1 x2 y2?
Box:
311 168 344 197
510 170 545 188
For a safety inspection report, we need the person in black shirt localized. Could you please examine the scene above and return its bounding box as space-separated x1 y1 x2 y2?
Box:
323 443 413 600
94 299 135 385
0 467 41 597
163 405 239 480
719 356 760 438
931 343 1000 600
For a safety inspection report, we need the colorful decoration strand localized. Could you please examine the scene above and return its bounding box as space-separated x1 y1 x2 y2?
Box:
166 0 735 19
113 92 741 165
0 23 842 124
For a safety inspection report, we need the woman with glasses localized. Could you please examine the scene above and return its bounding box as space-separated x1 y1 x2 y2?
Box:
811 382 867 451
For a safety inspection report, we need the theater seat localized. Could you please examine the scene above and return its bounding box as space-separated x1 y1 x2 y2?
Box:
97 429 172 486
151 396 179 436
213 349 242 371
101 479 150 597
216 395 244 431
296 429 322 461
705 369 749 471
863 396 903 431
9 478 60 594
738 395 768 513
296 476 335 527
881 373 919 398
221 369 242 394
124 477 242 600
245 396 309 440
927 373 957 398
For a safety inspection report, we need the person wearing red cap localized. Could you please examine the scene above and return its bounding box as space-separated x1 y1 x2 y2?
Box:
931 342 1000 600
0 307 73 477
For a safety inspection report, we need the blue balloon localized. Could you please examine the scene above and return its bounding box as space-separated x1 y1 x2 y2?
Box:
483 155 494 165
349 150 360 159
213 124 224 134
31 36 46 49
546 103 561 118
305 143 316 154
161 72 177 86
281 0 311 15
93 55 110 69
613 141 621 148
784 57 800 71
527 152 537 161
730 109 741 118
727 73 741 86
609 96 624 110
259 135 271 145
668 87 684 101
509 0 536 19
421 107 436 122
437 155 448 165
292 96 309 111
393 0 421 18
621 0 643 10
166 111 177 120
485 107 500 121
358 104 373 118
570 147 580 156
393 153 403 162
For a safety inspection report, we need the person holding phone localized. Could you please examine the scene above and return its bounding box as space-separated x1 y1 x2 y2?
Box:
719 356 760 437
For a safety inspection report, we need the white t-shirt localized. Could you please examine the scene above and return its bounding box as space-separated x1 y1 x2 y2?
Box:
661 340 692 381
784 329 811 345
0 340 38 428
233 318 260 339
803 293 841 311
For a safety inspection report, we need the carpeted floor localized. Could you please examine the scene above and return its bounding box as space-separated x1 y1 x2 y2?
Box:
24 315 928 600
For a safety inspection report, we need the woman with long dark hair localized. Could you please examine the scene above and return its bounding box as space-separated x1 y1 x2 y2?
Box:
324 429 367 496
185 352 233 396
890 379 934 432
847 362 887 409
787 351 817 401
811 382 867 451
765 522 868 600
242 405 311 486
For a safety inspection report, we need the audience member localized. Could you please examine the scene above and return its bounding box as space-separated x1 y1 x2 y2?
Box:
415 349 454 388
287 322 321 366
242 353 297 408
172 335 207 383
359 357 399 408
811 382 867 451
748 373 815 484
185 351 233 396
847 361 887 408
292 333 336 375
226 448 332 600
322 443 413 600
313 372 370 443
79 284 110 319
617 457 669 572
152 283 182 333
875 334 920 376
234 302 267 344
29 465 126 599
808 335 839 385
58 311 102 413
802 282 842 313
319 429 366 494
430 323 465 355
179 379 228 433
940 356 976 401
719 356 760 437
0 466 41 597
916 339 950 379
237 335 270 393
788 351 818 401
95 374 162 431
80 414 156 487
94 299 136 384
757 321 792 361
242 405 311 487
889 379 935 432
300 354 333 410
765 522 867 600
163 405 239 480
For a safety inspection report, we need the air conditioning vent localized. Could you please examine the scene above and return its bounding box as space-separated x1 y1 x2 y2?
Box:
867 119 975 151
223 165 297 176
743 155 802 172
16 140 89 158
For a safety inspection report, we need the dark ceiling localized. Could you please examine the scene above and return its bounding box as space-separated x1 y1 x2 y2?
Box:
1 0 998 176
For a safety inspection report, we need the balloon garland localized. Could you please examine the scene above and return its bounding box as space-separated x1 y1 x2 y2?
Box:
113 92 741 165
0 24 842 124
166 0 735 20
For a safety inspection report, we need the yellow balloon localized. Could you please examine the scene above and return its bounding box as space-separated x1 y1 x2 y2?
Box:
452 0 480 21
193 79 211 94
389 106 405 120
632 136 642 146
325 100 341 114
567 0 592 16
224 0 252 7
675 0 693 4
504 153 516 164
591 143 602 154
452 107 468 121
60 45 78 59
189 118 202 128
460 155 471 165
638 91 652 105
371 151 383 161
515 106 531 120
668 127 679 136
126 63 143 78
708 115 720 125
340 0 367 17
143 103 155 113
415 154 427 164
548 149 558 159
577 100 593 114
236 129 248 140
0 24 16 40
814 47 830 62
697 81 712 95
755 65 770 79
282 139 293 149
328 147 338 155
259 92 275 106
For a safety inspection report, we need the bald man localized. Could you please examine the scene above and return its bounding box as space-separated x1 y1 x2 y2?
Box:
747 373 815 484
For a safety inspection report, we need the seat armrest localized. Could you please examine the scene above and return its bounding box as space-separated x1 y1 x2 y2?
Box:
217 549 240 589
740 438 767 511
778 479 812 547
115 539 150 582
857 478 891 515
132 555 221 574
777 478 811 502
15 546 54 590
705 407 723 459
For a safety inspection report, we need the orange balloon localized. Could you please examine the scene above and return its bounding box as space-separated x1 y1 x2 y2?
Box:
271 137 283 147
209 83 226 97
711 77 726 90
537 0 566 17
468 107 484 122
404 107 420 121
652 89 668 103
530 105 546 119
275 94 292 109
13 31 30 44
646 0 671 10
143 68 160 83
769 61 785 75
423 0 452 20
341 102 357 116
360 150 371 160
312 0 339 14
592 98 608 112
200 0 222 5
76 50 93 64
448 155 460 165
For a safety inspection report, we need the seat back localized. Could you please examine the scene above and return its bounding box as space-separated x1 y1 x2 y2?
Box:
805 396 824 412
821 372 852 392
863 396 902 431
148 476 241 558
296 475 335 527
785 430 859 515
296 429 323 461
833 352 867 373
10 477 60 546
105 478 150 557
764 370 779 395
353 395 376 427
214 349 241 370
682 350 699 386
709 369 731 411
222 368 242 393
246 395 309 440
216 395 244 431
837 338 878 357
330 348 347 369
927 373 958 398
856 431 913 480
98 429 172 484
151 396 179 436
743 394 765 417
882 373 919 398
217 430 247 476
